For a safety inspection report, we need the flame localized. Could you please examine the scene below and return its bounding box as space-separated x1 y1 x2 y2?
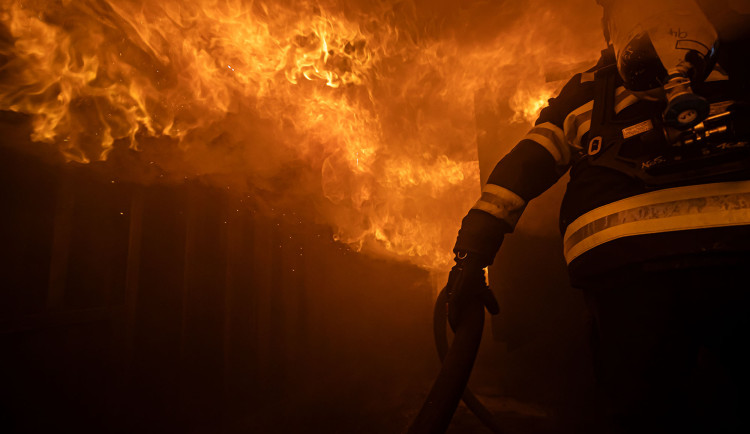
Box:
0 0 603 270
510 84 557 125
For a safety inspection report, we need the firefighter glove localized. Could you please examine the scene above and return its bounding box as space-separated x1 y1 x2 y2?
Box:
445 252 500 331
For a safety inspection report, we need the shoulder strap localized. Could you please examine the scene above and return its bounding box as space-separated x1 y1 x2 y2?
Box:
586 49 618 157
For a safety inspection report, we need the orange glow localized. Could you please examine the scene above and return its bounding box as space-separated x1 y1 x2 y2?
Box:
510 84 557 125
0 0 602 270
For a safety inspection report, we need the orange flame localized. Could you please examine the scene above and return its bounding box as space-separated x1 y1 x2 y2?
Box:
0 0 603 270
510 84 557 125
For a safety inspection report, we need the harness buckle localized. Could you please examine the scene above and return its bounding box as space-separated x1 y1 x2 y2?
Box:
588 136 603 156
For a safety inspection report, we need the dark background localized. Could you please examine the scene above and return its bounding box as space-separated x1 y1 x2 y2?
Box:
0 110 599 434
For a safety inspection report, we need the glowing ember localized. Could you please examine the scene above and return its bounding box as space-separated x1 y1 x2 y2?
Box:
0 0 602 270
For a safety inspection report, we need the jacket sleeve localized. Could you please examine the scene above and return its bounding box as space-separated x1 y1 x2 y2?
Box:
454 71 596 264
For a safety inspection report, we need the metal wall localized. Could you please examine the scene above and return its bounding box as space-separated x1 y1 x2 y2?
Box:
0 141 436 434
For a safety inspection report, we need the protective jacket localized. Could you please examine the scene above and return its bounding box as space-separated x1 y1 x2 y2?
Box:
455 47 750 286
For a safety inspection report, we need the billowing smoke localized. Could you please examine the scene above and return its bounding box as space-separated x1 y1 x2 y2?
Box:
0 0 603 270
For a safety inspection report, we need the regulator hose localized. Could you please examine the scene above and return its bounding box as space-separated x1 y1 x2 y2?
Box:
407 287 504 434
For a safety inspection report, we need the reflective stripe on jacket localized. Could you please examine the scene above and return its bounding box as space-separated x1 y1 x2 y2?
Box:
563 180 750 264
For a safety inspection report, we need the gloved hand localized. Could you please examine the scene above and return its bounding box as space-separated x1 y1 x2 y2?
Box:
445 252 500 331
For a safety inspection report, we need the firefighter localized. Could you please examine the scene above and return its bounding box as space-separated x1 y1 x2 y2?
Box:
446 1 750 432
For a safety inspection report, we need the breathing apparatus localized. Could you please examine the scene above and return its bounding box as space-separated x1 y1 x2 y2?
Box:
598 0 719 128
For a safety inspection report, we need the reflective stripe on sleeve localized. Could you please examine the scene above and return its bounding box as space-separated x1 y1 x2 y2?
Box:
614 86 640 114
472 184 527 229
563 180 750 264
564 100 594 151
523 122 568 166
575 118 592 146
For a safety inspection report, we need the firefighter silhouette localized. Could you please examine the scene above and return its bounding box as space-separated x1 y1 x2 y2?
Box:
446 1 750 432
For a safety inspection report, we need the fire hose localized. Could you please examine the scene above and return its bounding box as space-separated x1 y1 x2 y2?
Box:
407 286 504 434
